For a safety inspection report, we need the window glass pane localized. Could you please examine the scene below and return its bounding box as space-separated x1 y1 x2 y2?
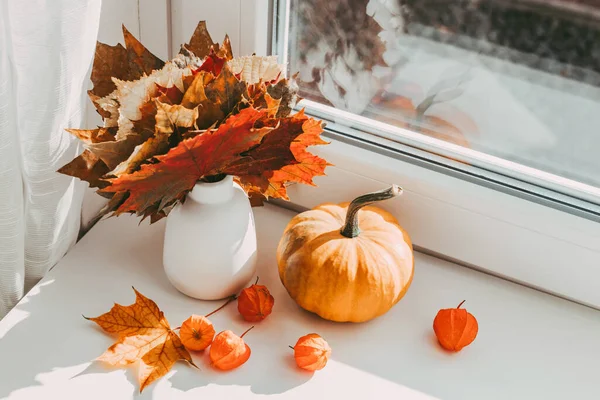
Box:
285 0 600 191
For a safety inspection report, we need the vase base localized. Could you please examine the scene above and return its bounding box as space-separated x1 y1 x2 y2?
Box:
164 254 258 301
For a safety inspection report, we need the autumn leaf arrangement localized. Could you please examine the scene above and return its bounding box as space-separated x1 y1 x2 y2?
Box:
86 281 331 392
59 21 329 223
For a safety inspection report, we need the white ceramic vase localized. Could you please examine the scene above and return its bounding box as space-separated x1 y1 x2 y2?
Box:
163 176 257 300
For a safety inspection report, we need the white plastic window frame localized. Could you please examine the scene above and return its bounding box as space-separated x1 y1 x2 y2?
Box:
142 0 600 309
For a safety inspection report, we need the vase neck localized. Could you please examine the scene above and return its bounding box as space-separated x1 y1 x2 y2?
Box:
188 176 235 204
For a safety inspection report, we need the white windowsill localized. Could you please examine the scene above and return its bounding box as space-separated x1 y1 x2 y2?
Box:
0 204 598 399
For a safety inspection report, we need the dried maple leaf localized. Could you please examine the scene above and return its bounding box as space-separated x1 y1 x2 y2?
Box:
109 138 164 177
264 93 281 118
84 288 196 392
101 107 327 217
181 64 252 129
122 25 165 78
101 107 273 214
59 21 330 222
204 65 247 116
87 79 190 173
218 35 233 61
104 62 192 140
195 50 227 76
233 110 327 188
181 71 213 108
241 149 329 200
65 127 115 144
88 91 113 120
88 26 164 102
182 21 232 60
104 102 200 176
58 127 117 187
228 55 284 85
156 84 184 105
87 134 145 170
106 96 189 177
94 91 120 127
89 42 130 98
267 77 300 118
57 150 110 189
183 21 215 59
181 72 225 129
131 100 160 140
155 101 199 135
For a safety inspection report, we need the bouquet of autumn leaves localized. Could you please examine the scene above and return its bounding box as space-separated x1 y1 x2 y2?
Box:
59 22 329 223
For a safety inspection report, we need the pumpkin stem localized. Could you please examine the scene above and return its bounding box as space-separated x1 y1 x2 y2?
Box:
254 276 259 285
457 300 466 309
240 325 255 338
340 185 403 238
289 345 294 350
205 295 237 317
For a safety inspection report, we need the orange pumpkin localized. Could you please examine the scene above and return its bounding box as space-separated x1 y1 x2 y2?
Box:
292 333 331 371
277 185 414 322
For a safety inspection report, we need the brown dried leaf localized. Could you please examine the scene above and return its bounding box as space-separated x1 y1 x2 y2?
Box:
101 108 273 215
109 102 199 176
132 100 158 139
85 288 196 392
248 192 266 207
122 25 165 77
87 134 145 170
155 101 199 135
267 77 299 118
218 35 234 60
181 72 225 129
65 127 115 144
94 91 120 127
88 91 113 120
101 107 328 218
109 137 163 177
89 42 130 98
228 55 283 84
181 71 213 109
57 150 110 189
205 65 247 116
183 21 215 59
264 93 281 118
236 111 328 199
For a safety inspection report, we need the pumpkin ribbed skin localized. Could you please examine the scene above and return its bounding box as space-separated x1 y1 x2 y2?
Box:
277 201 414 323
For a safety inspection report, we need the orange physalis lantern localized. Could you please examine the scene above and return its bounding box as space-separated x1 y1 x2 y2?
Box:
291 333 331 371
210 326 254 370
180 296 235 351
237 277 275 322
433 300 478 352
179 315 216 351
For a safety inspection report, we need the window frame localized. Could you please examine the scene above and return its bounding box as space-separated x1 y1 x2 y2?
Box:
151 0 600 309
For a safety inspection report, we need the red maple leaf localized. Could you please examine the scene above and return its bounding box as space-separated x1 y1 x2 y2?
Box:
237 111 329 199
101 108 269 214
193 50 226 76
156 84 184 104
101 107 327 216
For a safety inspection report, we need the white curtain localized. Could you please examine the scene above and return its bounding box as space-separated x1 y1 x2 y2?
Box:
0 0 102 317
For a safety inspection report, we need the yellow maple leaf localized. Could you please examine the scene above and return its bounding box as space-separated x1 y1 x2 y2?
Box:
85 287 196 392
